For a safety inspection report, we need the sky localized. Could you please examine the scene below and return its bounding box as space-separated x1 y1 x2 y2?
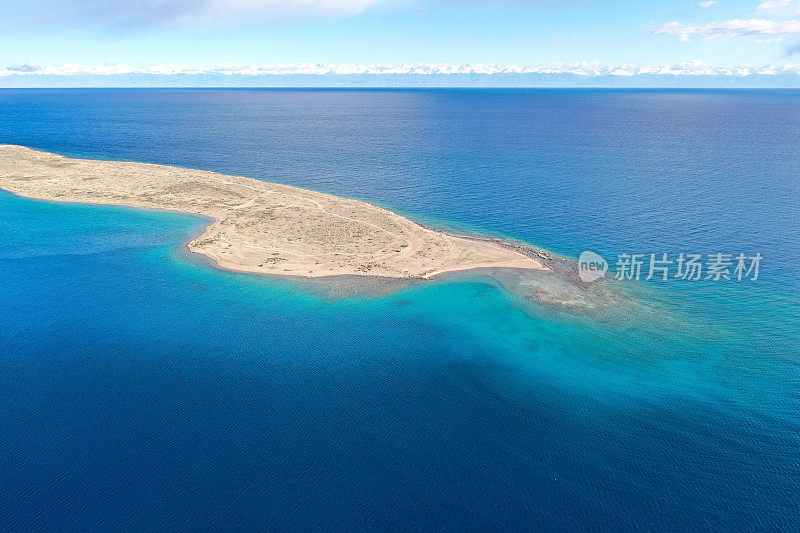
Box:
2 0 800 86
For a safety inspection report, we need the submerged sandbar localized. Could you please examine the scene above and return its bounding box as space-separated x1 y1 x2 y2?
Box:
0 145 547 279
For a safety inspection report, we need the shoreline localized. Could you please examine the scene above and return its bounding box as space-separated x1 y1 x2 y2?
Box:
0 145 624 313
0 145 549 280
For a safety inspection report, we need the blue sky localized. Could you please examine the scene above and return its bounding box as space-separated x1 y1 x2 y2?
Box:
2 0 800 85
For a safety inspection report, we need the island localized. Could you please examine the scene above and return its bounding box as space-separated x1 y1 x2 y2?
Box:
0 145 547 279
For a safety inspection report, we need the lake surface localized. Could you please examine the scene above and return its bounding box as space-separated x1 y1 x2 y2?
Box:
0 89 798 531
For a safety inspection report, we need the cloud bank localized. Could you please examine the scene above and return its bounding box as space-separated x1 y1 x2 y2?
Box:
3 61 800 78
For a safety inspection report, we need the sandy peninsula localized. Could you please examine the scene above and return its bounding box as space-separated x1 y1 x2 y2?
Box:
0 145 547 279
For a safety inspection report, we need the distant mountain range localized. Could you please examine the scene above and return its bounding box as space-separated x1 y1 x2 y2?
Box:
3 62 800 88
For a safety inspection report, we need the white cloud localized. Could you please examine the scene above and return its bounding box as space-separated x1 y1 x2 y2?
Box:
3 61 800 77
757 0 796 10
699 1 718 8
0 0 388 29
190 0 386 21
655 18 800 39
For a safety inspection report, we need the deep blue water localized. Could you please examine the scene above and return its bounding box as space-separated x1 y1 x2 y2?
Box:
0 89 798 531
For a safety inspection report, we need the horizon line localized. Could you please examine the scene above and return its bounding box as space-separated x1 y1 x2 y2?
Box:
4 86 800 90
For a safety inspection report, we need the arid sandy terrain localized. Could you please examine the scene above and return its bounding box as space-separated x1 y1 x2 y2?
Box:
0 145 547 278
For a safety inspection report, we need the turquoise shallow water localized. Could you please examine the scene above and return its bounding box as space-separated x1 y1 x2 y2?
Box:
0 89 799 531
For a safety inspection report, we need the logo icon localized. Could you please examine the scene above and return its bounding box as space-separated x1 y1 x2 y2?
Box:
578 251 608 282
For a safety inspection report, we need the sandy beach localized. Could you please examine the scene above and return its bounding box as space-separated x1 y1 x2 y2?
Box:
0 145 547 279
